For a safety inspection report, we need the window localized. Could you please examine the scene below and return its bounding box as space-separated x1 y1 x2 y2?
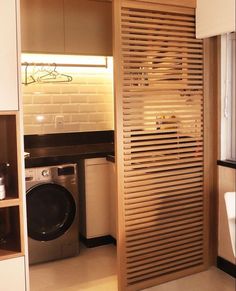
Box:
221 33 236 161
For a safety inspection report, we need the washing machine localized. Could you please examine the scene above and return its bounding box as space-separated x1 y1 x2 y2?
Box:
25 163 79 264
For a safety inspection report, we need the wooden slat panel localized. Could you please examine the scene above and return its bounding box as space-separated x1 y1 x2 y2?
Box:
121 16 195 29
121 6 195 20
122 0 197 9
114 0 207 289
127 240 202 262
126 208 203 232
122 21 195 33
122 1 195 15
122 40 202 49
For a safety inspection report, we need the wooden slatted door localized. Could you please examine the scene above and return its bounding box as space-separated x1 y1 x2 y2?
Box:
114 1 209 290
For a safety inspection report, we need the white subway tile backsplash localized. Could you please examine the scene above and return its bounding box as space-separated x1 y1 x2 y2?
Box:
33 95 52 104
42 85 61 94
52 95 70 104
24 105 43 114
89 113 105 122
70 95 87 103
24 115 34 124
62 104 79 113
79 104 97 113
23 95 33 104
71 114 89 122
78 86 97 94
22 69 114 135
43 105 61 114
79 123 97 131
88 95 104 103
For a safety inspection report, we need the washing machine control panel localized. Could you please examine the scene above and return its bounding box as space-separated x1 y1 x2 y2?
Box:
41 169 50 177
25 167 52 182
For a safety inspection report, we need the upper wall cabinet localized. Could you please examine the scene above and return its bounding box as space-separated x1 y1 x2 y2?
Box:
196 0 235 38
20 0 65 53
20 0 112 56
64 0 112 56
0 0 19 111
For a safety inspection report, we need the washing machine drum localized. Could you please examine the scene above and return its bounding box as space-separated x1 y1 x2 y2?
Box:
27 183 76 242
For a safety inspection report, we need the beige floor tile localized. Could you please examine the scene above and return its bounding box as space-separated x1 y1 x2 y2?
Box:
144 267 235 291
30 244 118 291
30 245 234 291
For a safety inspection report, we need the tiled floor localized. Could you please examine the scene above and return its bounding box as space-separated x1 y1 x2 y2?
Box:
30 244 235 291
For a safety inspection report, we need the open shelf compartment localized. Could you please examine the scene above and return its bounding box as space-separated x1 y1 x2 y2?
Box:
0 114 19 200
0 206 22 260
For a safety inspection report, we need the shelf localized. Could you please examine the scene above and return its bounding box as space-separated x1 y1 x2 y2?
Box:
0 249 23 261
0 114 24 261
0 115 19 200
0 206 22 259
0 198 20 208
0 111 18 116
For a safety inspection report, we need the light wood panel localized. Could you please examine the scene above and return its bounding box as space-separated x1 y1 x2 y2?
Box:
64 0 112 55
114 0 209 290
20 0 65 53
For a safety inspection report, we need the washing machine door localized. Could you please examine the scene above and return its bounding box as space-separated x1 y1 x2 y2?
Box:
27 183 76 241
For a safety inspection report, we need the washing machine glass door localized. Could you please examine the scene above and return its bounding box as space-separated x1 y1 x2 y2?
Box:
27 183 76 241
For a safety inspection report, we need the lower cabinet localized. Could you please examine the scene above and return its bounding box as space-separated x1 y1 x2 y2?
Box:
80 158 111 239
0 256 26 291
79 157 117 241
108 161 117 239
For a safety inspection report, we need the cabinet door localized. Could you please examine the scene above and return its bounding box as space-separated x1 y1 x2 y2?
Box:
0 0 19 111
84 158 110 238
108 161 117 239
0 257 26 291
64 0 112 56
20 0 64 53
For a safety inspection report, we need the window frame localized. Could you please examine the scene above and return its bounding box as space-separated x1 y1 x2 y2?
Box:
220 33 236 161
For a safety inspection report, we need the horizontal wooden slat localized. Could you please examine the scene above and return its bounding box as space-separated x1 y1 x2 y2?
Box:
122 33 201 44
125 202 203 223
126 230 203 251
123 69 203 75
123 90 203 97
126 218 203 241
121 6 195 21
126 208 203 232
127 217 202 242
125 208 203 231
124 146 203 157
126 211 203 240
125 186 203 204
125 183 203 202
127 256 203 283
127 240 202 262
122 38 202 49
125 167 203 181
125 170 203 187
125 181 203 199
127 249 203 274
122 1 195 15
122 0 196 9
121 20 195 33
125 195 203 216
121 15 195 28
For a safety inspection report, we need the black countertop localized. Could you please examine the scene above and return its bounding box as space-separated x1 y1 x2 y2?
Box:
24 131 115 168
25 143 114 168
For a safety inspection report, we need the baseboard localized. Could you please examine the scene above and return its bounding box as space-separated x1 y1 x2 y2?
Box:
80 234 116 248
217 256 236 278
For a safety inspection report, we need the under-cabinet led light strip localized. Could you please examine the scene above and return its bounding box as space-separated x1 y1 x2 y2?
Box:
21 54 108 68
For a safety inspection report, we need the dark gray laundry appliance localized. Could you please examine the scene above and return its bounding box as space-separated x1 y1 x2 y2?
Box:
25 164 79 264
